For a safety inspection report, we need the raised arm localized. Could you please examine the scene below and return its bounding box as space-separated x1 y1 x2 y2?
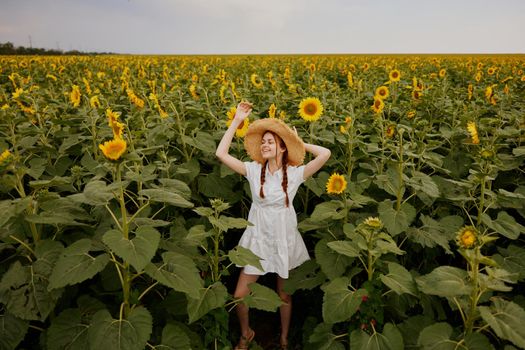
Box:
303 142 331 180
215 101 253 176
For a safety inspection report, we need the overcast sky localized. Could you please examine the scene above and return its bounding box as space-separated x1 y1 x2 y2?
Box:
1 0 524 54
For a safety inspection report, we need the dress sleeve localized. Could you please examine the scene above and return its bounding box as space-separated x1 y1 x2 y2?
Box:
243 161 259 182
287 165 306 191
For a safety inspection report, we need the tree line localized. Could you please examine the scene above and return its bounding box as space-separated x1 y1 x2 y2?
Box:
0 42 114 55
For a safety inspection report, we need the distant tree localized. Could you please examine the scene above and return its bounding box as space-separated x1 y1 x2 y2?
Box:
0 41 113 55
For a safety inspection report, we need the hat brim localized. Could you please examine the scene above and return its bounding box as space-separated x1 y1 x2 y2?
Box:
244 118 305 166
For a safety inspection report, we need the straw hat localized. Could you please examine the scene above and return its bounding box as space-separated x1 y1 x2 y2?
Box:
244 118 305 166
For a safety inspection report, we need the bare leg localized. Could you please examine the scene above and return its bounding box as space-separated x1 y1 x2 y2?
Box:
277 276 292 348
234 269 259 348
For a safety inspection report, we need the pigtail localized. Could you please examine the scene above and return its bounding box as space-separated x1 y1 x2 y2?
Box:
259 160 267 198
281 152 289 207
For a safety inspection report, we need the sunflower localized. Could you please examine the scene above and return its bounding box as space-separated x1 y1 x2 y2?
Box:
298 97 323 122
466 121 480 144
268 103 276 118
487 67 496 75
456 226 478 249
99 138 127 161
411 89 422 101
326 173 347 194
189 84 199 99
385 124 396 138
439 68 446 78
90 95 101 108
11 88 24 99
226 106 236 122
371 97 384 114
375 86 389 100
111 121 125 139
226 106 249 137
475 71 482 82
106 108 120 127
234 118 250 138
347 71 354 87
389 69 401 82
250 74 263 88
70 85 81 107
0 149 12 165
467 84 473 100
363 217 383 229
407 110 416 119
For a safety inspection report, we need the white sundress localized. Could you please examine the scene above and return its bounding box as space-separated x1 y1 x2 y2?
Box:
238 161 310 279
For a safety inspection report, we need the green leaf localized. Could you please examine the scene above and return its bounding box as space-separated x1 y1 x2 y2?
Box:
157 322 192 350
283 260 326 294
144 252 203 299
406 215 464 254
192 207 214 217
47 308 89 350
493 244 525 281
48 239 110 290
0 312 28 350
81 180 115 205
103 226 160 272
0 241 63 321
315 239 353 280
406 171 440 198
378 200 416 236
398 315 434 348
306 323 345 350
322 277 367 324
350 323 404 350
310 201 346 221
374 165 405 198
228 246 264 272
158 178 192 198
416 266 472 298
88 306 152 350
482 211 525 240
327 240 361 258
181 131 216 154
463 333 495 350
479 298 525 349
380 262 418 296
417 322 456 350
139 188 193 208
187 282 228 323
209 215 251 232
184 224 213 246
243 282 283 312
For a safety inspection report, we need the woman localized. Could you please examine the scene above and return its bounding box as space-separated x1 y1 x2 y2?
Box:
215 101 330 349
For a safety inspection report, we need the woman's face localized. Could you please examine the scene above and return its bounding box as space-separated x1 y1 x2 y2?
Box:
261 132 285 160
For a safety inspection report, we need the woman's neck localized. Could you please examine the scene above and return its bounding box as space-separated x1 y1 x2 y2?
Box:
267 158 282 174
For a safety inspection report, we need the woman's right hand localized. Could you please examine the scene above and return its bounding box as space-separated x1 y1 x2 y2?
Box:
234 101 253 123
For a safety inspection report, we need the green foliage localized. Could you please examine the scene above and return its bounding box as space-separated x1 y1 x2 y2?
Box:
1 54 524 349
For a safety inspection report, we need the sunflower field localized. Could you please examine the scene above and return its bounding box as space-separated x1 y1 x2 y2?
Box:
1 54 525 350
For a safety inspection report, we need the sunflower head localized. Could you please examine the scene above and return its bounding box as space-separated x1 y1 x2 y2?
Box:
326 173 347 194
407 110 416 119
456 226 479 249
250 73 263 88
385 125 396 138
439 68 446 78
363 217 383 229
99 138 127 161
375 86 389 100
0 149 13 167
299 97 323 122
268 103 276 118
389 69 401 82
371 97 385 114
